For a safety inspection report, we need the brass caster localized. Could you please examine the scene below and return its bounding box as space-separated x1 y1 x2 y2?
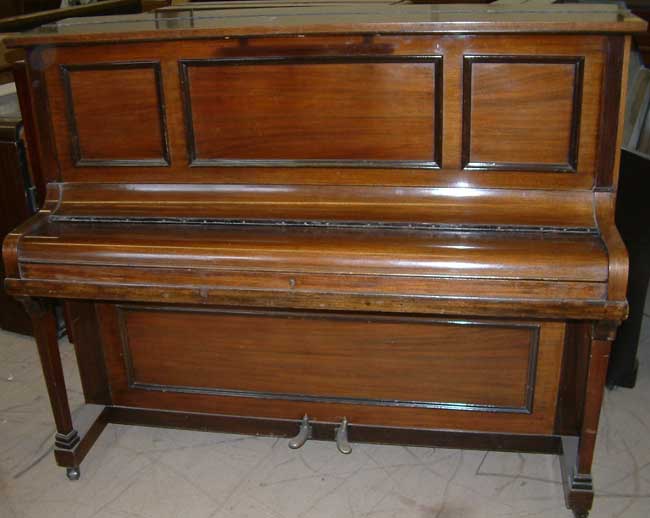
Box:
66 466 81 481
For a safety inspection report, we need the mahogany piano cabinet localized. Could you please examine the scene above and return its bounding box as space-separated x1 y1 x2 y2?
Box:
2 2 645 516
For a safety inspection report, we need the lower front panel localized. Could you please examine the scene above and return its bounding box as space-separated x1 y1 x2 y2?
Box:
95 303 566 434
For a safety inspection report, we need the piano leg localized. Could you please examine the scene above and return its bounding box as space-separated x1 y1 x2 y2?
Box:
561 321 617 518
22 297 82 478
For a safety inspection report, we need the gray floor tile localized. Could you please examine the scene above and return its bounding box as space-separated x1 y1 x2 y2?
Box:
1 326 649 517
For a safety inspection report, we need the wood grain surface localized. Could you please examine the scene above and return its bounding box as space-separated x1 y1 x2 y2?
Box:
97 303 566 434
184 57 439 166
119 306 537 411
34 34 606 189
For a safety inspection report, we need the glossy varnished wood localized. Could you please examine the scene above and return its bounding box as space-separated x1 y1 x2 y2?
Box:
33 34 609 189
183 56 441 167
44 182 600 228
97 303 566 434
16 222 609 281
463 56 583 172
1 4 640 516
61 62 169 166
117 306 539 412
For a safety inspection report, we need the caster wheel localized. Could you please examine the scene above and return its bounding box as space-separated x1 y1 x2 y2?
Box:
66 467 81 481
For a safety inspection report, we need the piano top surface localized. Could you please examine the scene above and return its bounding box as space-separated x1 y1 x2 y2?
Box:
5 0 646 48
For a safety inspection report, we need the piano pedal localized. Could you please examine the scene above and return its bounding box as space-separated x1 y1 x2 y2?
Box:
288 414 312 449
335 417 352 454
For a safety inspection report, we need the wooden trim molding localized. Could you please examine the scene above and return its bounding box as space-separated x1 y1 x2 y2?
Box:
594 191 629 302
60 61 170 167
1 211 51 278
461 55 584 173
29 49 62 184
595 36 625 188
108 406 563 453
179 55 443 169
4 278 629 321
13 60 46 207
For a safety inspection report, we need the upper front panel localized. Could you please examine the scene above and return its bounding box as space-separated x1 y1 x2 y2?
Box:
463 56 583 172
61 62 169 166
39 33 614 190
182 56 440 168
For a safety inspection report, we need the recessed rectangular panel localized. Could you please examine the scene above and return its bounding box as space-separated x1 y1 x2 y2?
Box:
462 56 584 172
61 62 169 166
181 56 441 168
118 307 538 413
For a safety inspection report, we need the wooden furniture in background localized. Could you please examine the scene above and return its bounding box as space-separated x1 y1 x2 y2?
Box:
0 88 34 334
0 1 62 19
0 0 170 333
606 47 650 387
611 149 650 387
623 0 650 65
0 1 163 83
2 2 644 517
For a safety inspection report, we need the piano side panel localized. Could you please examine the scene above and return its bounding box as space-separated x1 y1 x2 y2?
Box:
36 33 607 191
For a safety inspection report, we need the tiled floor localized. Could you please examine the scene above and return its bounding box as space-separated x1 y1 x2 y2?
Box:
1 320 649 518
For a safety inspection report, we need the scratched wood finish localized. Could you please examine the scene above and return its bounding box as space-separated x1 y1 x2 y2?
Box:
4 279 627 321
17 263 607 301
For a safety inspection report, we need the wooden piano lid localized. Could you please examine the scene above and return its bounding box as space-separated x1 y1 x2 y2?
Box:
4 0 646 48
6 217 616 320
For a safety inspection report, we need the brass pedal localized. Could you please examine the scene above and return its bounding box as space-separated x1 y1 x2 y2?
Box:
335 417 352 454
288 414 312 449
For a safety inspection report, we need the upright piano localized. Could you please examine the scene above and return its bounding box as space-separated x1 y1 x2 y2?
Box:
2 2 645 516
